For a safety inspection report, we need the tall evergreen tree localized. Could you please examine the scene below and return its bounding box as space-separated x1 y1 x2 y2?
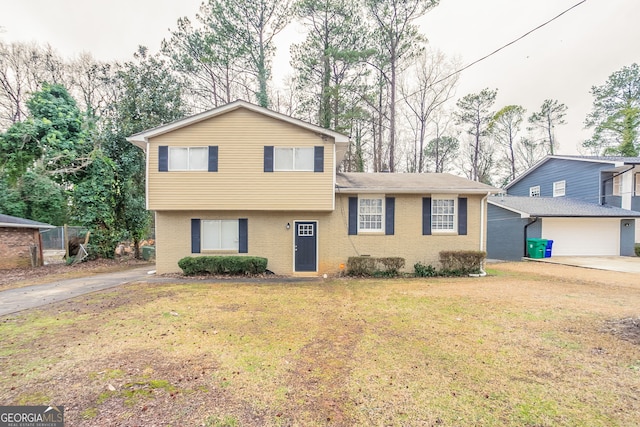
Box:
455 88 497 183
528 99 567 155
197 0 293 108
583 63 640 156
365 0 439 171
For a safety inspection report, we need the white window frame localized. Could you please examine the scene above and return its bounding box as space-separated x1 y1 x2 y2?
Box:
201 220 239 251
358 196 384 233
431 196 457 233
635 173 640 196
553 180 566 197
274 147 314 171
529 185 541 197
168 146 208 171
613 175 622 196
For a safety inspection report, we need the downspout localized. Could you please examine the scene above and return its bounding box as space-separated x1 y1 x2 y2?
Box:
523 217 539 258
470 192 491 277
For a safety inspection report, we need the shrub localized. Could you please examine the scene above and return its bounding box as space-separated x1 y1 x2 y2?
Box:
178 256 268 276
635 244 640 257
347 256 405 277
414 262 438 277
439 250 486 274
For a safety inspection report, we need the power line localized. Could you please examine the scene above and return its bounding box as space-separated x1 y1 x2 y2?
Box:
404 0 588 99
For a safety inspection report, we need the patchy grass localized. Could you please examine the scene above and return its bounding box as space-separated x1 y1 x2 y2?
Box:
1 263 639 426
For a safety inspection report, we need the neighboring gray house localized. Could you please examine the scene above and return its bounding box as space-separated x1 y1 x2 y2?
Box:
487 155 640 260
488 196 640 260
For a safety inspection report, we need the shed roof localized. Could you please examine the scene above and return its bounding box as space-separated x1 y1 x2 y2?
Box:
0 214 56 229
336 172 500 194
488 196 640 218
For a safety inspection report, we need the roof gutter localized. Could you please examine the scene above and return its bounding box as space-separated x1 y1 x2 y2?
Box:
601 165 635 205
0 222 55 229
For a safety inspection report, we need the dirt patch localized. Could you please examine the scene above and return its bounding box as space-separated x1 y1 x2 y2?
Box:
603 317 640 345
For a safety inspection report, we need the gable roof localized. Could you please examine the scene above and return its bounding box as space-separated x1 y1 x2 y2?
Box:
126 99 350 154
505 155 640 190
0 213 55 229
336 172 500 194
488 196 640 218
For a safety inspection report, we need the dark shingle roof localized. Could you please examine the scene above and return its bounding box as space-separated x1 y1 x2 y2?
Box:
0 214 55 229
336 172 499 194
489 196 640 218
505 155 640 190
554 155 640 164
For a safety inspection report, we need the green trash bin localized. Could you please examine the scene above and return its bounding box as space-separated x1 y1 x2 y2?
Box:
526 238 547 259
141 246 155 261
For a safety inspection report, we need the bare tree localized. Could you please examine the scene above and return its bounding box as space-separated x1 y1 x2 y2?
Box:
400 48 459 172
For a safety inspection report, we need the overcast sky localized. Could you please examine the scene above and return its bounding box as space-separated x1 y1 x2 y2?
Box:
2 0 639 154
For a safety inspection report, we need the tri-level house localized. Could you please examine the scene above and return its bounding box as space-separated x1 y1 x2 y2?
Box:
487 155 640 260
128 100 498 275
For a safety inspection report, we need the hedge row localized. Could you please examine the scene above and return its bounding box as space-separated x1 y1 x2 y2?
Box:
415 250 487 277
178 256 268 276
347 256 405 277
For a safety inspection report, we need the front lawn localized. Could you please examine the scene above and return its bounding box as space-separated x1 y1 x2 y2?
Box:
1 263 638 426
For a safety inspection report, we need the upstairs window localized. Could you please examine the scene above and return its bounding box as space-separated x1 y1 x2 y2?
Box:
529 186 541 197
613 175 622 196
274 147 314 171
431 198 456 231
636 173 640 196
169 147 208 171
553 180 566 197
358 197 384 232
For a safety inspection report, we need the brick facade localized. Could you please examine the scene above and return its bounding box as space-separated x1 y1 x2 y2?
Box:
0 227 41 269
153 192 487 275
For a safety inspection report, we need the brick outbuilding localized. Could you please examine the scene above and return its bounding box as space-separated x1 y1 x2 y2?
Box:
0 214 55 269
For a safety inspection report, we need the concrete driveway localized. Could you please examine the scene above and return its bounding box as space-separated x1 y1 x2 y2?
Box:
526 256 640 274
0 266 155 317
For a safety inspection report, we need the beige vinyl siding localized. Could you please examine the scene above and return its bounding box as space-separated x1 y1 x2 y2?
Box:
148 108 334 211
155 193 486 275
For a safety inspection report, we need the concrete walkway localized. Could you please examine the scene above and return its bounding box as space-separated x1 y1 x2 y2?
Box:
0 266 155 317
524 256 640 274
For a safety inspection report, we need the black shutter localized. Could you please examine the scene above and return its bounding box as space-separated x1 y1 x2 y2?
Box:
385 197 395 235
348 197 358 235
208 146 218 172
159 146 168 172
191 219 201 253
239 218 248 253
458 198 468 235
422 197 432 235
314 146 324 172
264 146 274 172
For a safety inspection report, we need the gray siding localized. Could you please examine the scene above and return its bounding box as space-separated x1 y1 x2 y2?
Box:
632 196 640 211
487 205 541 260
509 158 613 204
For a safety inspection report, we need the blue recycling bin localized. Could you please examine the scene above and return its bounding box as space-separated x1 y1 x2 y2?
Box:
544 240 554 258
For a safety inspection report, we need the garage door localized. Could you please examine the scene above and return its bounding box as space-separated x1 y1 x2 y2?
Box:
542 218 620 256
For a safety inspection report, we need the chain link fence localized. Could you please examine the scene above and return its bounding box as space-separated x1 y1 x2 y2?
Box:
40 226 88 251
